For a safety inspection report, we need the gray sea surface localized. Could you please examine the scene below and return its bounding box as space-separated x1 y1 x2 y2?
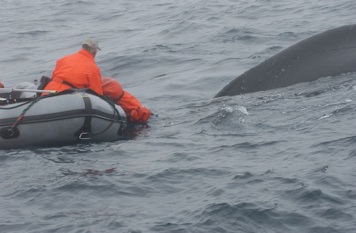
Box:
1 0 356 232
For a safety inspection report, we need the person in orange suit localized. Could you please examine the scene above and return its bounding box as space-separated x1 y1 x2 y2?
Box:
101 77 152 123
0 81 4 88
43 38 103 95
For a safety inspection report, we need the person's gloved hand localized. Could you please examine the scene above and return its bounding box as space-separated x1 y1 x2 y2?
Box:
129 106 152 123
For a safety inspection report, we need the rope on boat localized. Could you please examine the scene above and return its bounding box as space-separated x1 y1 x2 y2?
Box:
90 95 127 138
7 95 48 136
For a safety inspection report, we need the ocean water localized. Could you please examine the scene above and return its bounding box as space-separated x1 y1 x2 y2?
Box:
1 0 356 232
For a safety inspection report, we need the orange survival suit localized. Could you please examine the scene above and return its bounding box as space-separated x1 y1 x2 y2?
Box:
43 49 103 95
0 81 4 88
102 77 151 123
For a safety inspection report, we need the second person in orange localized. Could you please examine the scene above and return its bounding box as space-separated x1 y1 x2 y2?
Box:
102 77 151 123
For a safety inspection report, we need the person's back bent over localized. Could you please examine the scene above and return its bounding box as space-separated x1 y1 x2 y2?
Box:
43 38 103 95
102 77 152 123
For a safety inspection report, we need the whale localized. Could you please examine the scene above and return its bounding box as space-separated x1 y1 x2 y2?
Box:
215 24 356 97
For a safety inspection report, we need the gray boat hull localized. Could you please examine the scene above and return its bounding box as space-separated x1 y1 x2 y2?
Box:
0 90 127 149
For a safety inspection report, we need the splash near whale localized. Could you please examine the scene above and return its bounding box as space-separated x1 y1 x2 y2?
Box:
215 24 356 97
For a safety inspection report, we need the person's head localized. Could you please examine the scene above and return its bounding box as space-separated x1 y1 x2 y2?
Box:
82 37 101 57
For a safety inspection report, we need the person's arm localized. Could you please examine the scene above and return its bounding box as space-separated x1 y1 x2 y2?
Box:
118 91 152 122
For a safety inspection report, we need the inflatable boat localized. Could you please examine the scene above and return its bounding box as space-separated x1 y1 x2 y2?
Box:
0 88 127 149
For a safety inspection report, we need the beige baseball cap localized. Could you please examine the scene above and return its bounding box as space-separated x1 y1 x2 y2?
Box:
82 37 101 51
